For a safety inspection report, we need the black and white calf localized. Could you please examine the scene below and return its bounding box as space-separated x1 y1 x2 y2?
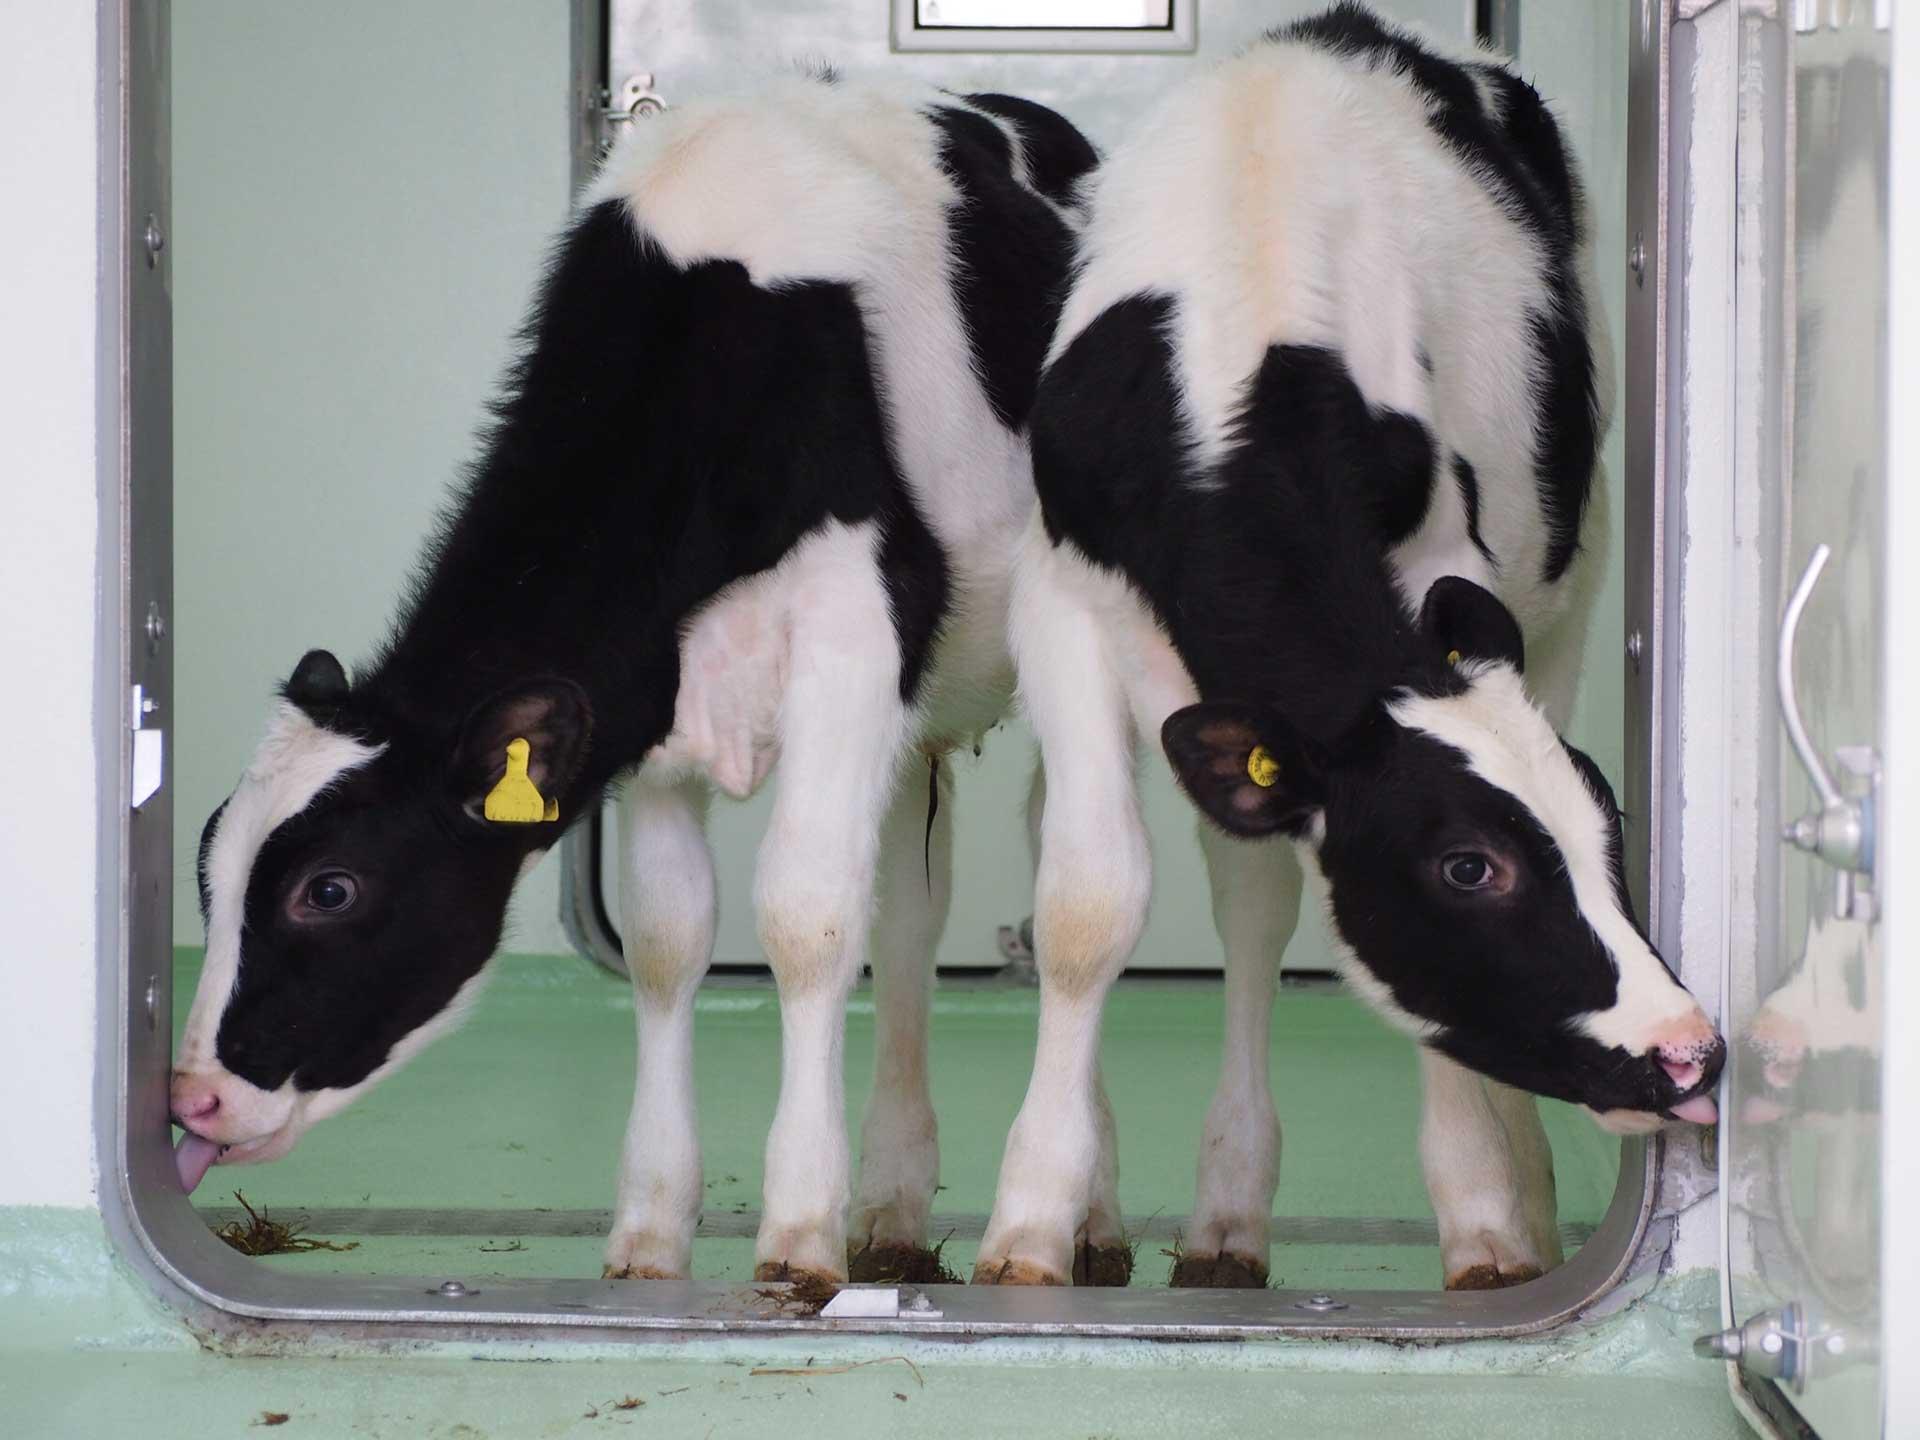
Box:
174 75 1096 1288
973 5 1725 1291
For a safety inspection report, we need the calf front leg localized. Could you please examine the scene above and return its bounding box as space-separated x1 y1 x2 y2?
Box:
604 778 716 1280
846 758 950 1283
976 548 1151 1286
1172 825 1302 1288
752 545 912 1286
1419 1050 1563 1289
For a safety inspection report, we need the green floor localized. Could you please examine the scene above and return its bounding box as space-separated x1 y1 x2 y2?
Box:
173 948 1620 1291
0 957 1747 1440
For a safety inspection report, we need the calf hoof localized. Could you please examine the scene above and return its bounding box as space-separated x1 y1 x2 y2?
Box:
970 1257 1066 1286
1168 1253 1268 1289
846 1241 961 1285
601 1230 689 1282
752 1261 842 1314
1073 1240 1134 1288
1445 1262 1545 1291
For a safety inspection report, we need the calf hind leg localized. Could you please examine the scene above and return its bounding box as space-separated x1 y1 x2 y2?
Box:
604 778 717 1280
1170 825 1302 1288
1420 1050 1563 1289
846 758 950 1283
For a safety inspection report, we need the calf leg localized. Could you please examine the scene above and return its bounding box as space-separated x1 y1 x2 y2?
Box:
847 758 950 1282
1027 761 1132 1287
975 547 1151 1286
1419 1050 1563 1289
1172 825 1302 1288
604 778 716 1280
752 543 913 1286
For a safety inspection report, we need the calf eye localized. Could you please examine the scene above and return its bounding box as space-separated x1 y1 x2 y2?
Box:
1441 853 1495 891
303 872 359 914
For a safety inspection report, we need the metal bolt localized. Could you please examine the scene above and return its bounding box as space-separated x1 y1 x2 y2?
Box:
144 977 159 1031
1761 1331 1785 1355
436 1280 471 1298
1629 232 1647 286
1825 1333 1847 1357
143 215 166 268
145 601 166 653
1296 1293 1347 1313
1626 630 1644 670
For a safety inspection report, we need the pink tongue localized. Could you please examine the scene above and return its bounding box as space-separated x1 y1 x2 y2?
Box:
1670 1093 1719 1125
174 1132 224 1192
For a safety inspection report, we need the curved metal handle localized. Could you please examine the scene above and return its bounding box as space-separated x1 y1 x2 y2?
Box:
1778 544 1842 811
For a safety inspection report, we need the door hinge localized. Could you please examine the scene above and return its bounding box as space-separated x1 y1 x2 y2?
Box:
130 683 163 810
1696 1301 1872 1394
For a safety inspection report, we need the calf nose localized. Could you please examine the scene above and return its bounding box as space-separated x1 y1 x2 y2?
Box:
1650 1013 1726 1124
170 1071 223 1127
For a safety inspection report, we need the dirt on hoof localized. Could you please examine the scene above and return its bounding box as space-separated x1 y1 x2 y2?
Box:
846 1239 963 1286
1168 1253 1269 1289
1073 1241 1135 1287
602 1264 677 1281
969 1258 1065 1286
1445 1262 1545 1291
752 1262 843 1314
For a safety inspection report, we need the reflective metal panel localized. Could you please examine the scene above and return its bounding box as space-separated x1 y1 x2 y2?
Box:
1723 4 1891 1434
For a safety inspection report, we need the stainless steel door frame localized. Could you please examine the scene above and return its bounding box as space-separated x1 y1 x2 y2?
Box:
98 0 1687 1346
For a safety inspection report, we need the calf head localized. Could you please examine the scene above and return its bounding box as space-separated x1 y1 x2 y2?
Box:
171 650 591 1189
1162 578 1724 1134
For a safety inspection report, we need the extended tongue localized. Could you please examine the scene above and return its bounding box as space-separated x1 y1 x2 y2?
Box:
173 1132 224 1192
1669 1093 1719 1125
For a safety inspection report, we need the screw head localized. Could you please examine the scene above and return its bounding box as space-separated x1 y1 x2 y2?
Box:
1761 1331 1785 1355
144 977 160 1030
1296 1292 1347 1312
145 602 166 653
1629 232 1647 286
436 1280 471 1298
1626 630 1644 670
143 215 166 268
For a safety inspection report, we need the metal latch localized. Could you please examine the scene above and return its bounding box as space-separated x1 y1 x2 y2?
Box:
130 683 163 810
1776 544 1879 920
1696 1301 1866 1394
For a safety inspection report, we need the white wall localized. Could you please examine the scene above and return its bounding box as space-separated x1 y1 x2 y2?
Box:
0 3 102 1207
169 1 574 952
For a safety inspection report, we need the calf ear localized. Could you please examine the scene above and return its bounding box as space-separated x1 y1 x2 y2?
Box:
1161 702 1326 839
284 649 351 719
453 680 593 822
1420 576 1525 672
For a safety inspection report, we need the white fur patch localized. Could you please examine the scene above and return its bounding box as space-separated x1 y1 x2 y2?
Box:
1388 663 1700 1052
180 702 383 1072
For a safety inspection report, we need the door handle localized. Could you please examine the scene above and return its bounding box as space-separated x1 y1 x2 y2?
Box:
1777 544 1877 919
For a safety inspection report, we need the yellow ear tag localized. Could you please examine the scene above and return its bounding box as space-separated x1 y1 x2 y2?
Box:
1446 649 1463 667
1247 745 1281 789
483 737 556 824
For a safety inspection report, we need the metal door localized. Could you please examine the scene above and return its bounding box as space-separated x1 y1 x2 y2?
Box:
1706 4 1892 1433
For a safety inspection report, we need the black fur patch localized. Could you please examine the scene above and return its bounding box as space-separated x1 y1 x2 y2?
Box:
928 103 1081 431
1272 2 1598 582
962 92 1102 207
1450 454 1496 567
1033 298 1432 746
